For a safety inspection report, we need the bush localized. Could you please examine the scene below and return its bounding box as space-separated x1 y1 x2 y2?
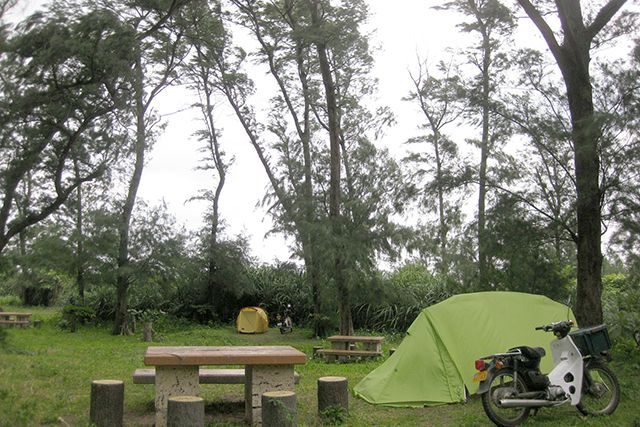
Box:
352 264 455 333
602 274 640 340
248 263 313 327
60 305 96 332
85 286 116 322
0 295 21 306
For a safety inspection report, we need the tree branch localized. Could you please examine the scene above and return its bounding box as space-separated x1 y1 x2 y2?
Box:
587 0 628 39
516 0 563 63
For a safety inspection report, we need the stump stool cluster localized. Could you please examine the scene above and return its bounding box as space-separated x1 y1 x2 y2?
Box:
90 374 350 426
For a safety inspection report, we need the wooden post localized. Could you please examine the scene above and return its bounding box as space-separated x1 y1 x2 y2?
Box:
142 321 154 342
317 376 348 419
90 380 124 427
262 390 297 427
167 396 204 427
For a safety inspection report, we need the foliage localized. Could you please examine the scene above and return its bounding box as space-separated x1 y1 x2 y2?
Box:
84 286 116 322
352 264 454 333
248 262 313 327
320 405 348 425
59 304 96 332
482 194 574 300
602 274 640 340
0 295 20 306
0 3 135 253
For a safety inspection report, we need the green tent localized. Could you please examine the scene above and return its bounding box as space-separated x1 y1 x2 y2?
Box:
353 291 575 407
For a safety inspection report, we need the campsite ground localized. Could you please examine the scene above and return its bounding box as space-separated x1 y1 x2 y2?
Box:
1 306 639 426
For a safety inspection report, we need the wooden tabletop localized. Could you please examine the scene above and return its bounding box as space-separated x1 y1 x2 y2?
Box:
327 335 384 343
144 345 307 366
0 312 32 317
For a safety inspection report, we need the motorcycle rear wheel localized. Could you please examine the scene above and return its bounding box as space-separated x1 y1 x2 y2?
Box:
481 368 530 427
576 360 620 416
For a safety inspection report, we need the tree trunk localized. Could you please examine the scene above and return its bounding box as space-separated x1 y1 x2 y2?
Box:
114 53 146 335
563 64 603 326
73 160 85 305
309 0 350 336
514 0 628 325
477 26 492 290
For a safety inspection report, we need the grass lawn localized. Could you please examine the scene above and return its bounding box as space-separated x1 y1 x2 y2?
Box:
1 306 639 427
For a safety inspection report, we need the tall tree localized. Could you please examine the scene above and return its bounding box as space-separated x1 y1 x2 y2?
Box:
222 0 399 335
436 0 515 289
0 6 135 255
98 0 189 334
307 0 349 333
516 0 631 326
404 59 470 274
181 0 237 316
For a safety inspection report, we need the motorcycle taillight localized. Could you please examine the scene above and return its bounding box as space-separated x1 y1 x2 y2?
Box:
475 359 486 371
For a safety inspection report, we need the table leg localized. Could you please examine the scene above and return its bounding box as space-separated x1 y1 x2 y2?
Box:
245 364 295 425
154 365 199 427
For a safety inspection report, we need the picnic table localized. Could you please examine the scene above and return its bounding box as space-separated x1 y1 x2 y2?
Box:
316 335 385 361
0 312 32 328
144 345 306 426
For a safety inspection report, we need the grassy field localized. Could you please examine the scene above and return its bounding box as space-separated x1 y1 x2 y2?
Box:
1 306 639 427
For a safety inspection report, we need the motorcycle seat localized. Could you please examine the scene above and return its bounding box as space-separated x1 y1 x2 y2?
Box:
510 346 546 361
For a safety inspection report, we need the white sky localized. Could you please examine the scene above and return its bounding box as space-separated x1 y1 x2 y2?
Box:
12 0 609 264
139 1 475 264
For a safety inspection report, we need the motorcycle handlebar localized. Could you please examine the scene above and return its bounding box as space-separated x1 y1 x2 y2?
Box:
535 320 574 333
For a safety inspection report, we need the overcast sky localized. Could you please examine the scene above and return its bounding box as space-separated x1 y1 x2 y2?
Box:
5 1 549 264
138 1 474 264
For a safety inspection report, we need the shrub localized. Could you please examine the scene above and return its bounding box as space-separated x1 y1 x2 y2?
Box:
85 286 116 321
0 295 21 306
60 305 96 332
602 274 640 340
352 264 455 333
248 263 312 327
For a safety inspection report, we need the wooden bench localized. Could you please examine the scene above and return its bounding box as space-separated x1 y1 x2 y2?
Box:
315 348 382 358
144 345 306 427
0 312 32 328
133 367 300 384
317 335 385 361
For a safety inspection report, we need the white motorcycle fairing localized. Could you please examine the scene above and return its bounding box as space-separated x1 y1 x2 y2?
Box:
546 336 583 405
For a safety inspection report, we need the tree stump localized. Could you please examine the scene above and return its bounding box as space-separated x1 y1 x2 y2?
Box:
262 390 297 427
33 320 42 328
90 380 124 427
167 395 204 427
317 376 348 419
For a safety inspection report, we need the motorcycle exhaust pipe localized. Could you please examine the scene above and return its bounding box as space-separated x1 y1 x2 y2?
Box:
499 399 559 408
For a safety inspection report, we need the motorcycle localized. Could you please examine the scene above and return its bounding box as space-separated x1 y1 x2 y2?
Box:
473 320 620 426
276 304 293 334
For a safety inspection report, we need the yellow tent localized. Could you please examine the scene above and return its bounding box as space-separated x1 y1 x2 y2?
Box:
236 307 269 334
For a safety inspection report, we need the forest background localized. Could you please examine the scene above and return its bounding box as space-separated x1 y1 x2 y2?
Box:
1 0 639 338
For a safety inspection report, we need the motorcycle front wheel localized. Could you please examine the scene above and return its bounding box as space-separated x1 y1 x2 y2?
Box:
481 368 530 427
576 360 620 416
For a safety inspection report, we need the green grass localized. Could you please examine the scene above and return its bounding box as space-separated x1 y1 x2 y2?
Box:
1 306 639 426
